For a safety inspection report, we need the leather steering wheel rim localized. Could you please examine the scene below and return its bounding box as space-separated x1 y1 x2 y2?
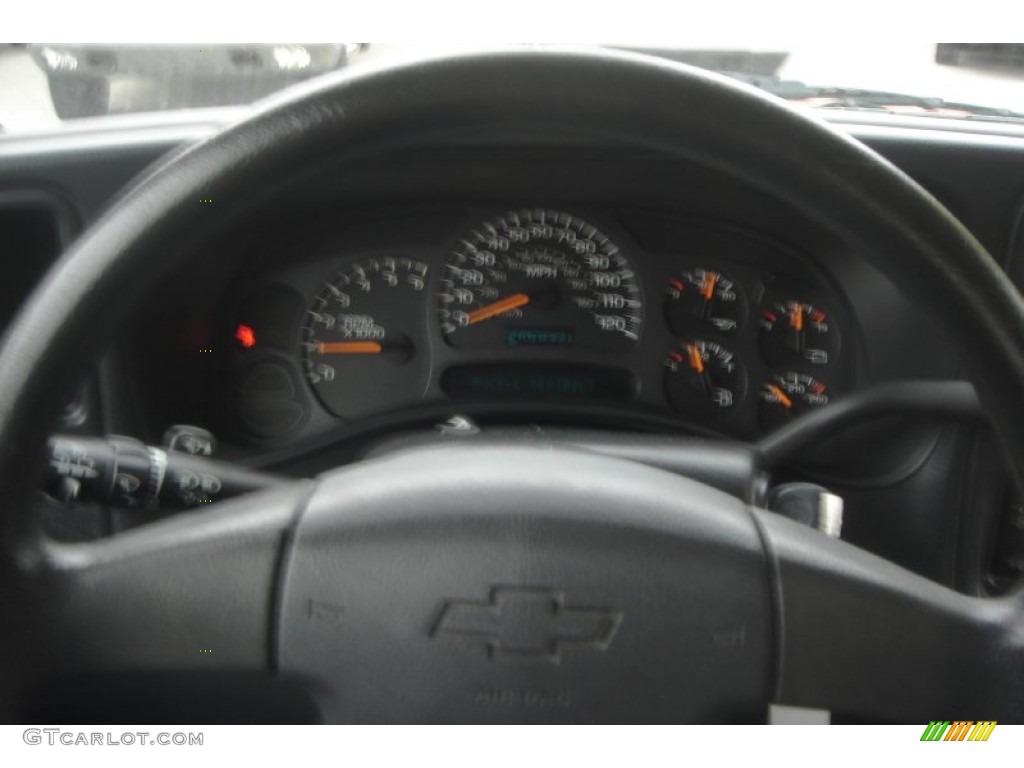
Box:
1 47 1023 723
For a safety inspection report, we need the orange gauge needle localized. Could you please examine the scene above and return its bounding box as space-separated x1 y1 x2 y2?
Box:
766 384 793 408
687 344 705 374
466 292 531 325
789 304 804 332
701 273 718 302
317 341 383 355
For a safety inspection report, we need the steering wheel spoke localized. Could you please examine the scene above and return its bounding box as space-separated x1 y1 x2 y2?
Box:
2 482 311 720
762 511 1024 721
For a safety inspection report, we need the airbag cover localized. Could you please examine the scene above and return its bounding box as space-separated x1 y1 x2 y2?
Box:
277 445 771 723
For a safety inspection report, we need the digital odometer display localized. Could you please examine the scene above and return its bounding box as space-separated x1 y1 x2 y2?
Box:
437 209 643 351
441 363 635 401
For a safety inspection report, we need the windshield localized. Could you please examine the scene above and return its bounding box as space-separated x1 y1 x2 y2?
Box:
3 41 1024 133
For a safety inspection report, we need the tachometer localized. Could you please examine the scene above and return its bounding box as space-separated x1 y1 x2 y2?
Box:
301 255 429 420
437 210 643 351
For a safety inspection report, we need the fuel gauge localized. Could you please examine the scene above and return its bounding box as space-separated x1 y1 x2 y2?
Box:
664 339 747 420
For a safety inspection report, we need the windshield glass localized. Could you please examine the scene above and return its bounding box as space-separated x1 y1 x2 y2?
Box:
3 41 1024 133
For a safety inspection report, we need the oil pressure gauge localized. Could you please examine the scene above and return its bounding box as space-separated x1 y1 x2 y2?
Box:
665 268 747 335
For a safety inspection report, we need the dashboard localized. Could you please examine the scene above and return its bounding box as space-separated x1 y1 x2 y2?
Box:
3 110 1024 594
8 47 1024 726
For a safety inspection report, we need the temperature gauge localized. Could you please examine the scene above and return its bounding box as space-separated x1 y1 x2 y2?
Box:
664 339 747 420
759 300 836 366
759 372 830 431
665 268 747 335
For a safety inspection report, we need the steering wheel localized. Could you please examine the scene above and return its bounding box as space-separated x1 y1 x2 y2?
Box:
2 47 1024 724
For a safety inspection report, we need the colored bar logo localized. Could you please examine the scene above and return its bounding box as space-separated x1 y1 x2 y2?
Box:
920 721 997 741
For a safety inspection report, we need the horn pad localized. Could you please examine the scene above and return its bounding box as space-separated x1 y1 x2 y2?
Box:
277 445 773 723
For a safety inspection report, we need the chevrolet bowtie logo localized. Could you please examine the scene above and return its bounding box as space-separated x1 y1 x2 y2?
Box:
432 586 622 662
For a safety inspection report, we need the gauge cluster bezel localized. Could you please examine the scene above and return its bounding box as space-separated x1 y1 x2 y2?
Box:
215 205 860 446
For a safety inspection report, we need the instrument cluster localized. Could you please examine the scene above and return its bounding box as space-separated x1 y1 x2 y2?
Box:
223 207 856 443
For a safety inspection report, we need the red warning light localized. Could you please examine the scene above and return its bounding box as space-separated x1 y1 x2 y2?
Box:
235 324 256 349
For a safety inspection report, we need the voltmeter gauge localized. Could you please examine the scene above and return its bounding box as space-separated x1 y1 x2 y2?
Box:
664 339 747 420
665 268 747 335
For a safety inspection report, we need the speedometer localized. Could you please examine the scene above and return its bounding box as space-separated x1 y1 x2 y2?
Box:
437 210 643 351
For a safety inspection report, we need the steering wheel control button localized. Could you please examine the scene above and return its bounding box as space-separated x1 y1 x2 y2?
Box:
45 434 281 510
51 476 82 503
46 434 162 509
816 492 844 538
431 587 621 662
767 483 844 538
162 424 216 456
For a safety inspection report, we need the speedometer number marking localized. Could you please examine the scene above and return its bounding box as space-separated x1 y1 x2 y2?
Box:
438 210 643 351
